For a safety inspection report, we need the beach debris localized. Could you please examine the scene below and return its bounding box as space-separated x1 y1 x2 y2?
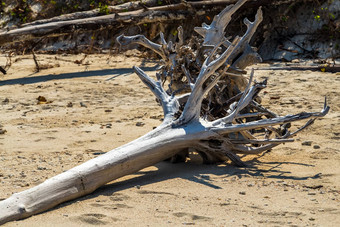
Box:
302 141 312 146
37 96 48 104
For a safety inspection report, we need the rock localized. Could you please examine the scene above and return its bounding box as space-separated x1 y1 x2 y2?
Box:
67 102 73 107
302 141 312 146
313 145 321 149
136 122 145 127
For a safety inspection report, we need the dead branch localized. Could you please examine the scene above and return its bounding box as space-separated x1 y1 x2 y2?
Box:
255 65 340 73
21 0 159 27
0 0 313 46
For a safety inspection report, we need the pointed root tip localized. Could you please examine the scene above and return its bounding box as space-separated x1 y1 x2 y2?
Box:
257 7 263 18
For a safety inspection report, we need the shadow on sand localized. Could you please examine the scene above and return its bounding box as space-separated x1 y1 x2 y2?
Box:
94 159 318 194
51 157 320 211
0 66 158 86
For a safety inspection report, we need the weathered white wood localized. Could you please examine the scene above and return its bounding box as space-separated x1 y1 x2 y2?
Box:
117 35 166 59
0 124 214 224
176 37 241 124
228 7 264 66
132 66 179 123
194 0 248 46
211 102 329 135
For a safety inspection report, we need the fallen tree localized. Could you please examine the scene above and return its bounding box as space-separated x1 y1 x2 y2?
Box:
0 0 241 46
0 0 321 47
0 0 329 224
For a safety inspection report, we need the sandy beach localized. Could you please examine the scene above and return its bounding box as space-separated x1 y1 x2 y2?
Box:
0 53 339 226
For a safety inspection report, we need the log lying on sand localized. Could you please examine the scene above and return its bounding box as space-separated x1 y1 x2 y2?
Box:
0 0 316 46
0 0 329 224
255 65 340 73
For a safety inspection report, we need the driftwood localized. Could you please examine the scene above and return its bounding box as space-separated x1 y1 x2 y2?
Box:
20 0 160 27
255 65 340 73
0 0 329 224
0 0 315 46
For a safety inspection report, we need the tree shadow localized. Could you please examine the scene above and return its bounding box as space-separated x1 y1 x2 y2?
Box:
0 65 158 86
48 157 322 213
73 157 320 200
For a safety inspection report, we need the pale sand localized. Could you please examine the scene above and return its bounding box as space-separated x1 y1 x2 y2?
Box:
0 53 339 226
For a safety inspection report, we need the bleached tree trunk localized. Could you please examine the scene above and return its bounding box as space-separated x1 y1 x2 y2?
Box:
0 124 208 224
0 0 329 224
